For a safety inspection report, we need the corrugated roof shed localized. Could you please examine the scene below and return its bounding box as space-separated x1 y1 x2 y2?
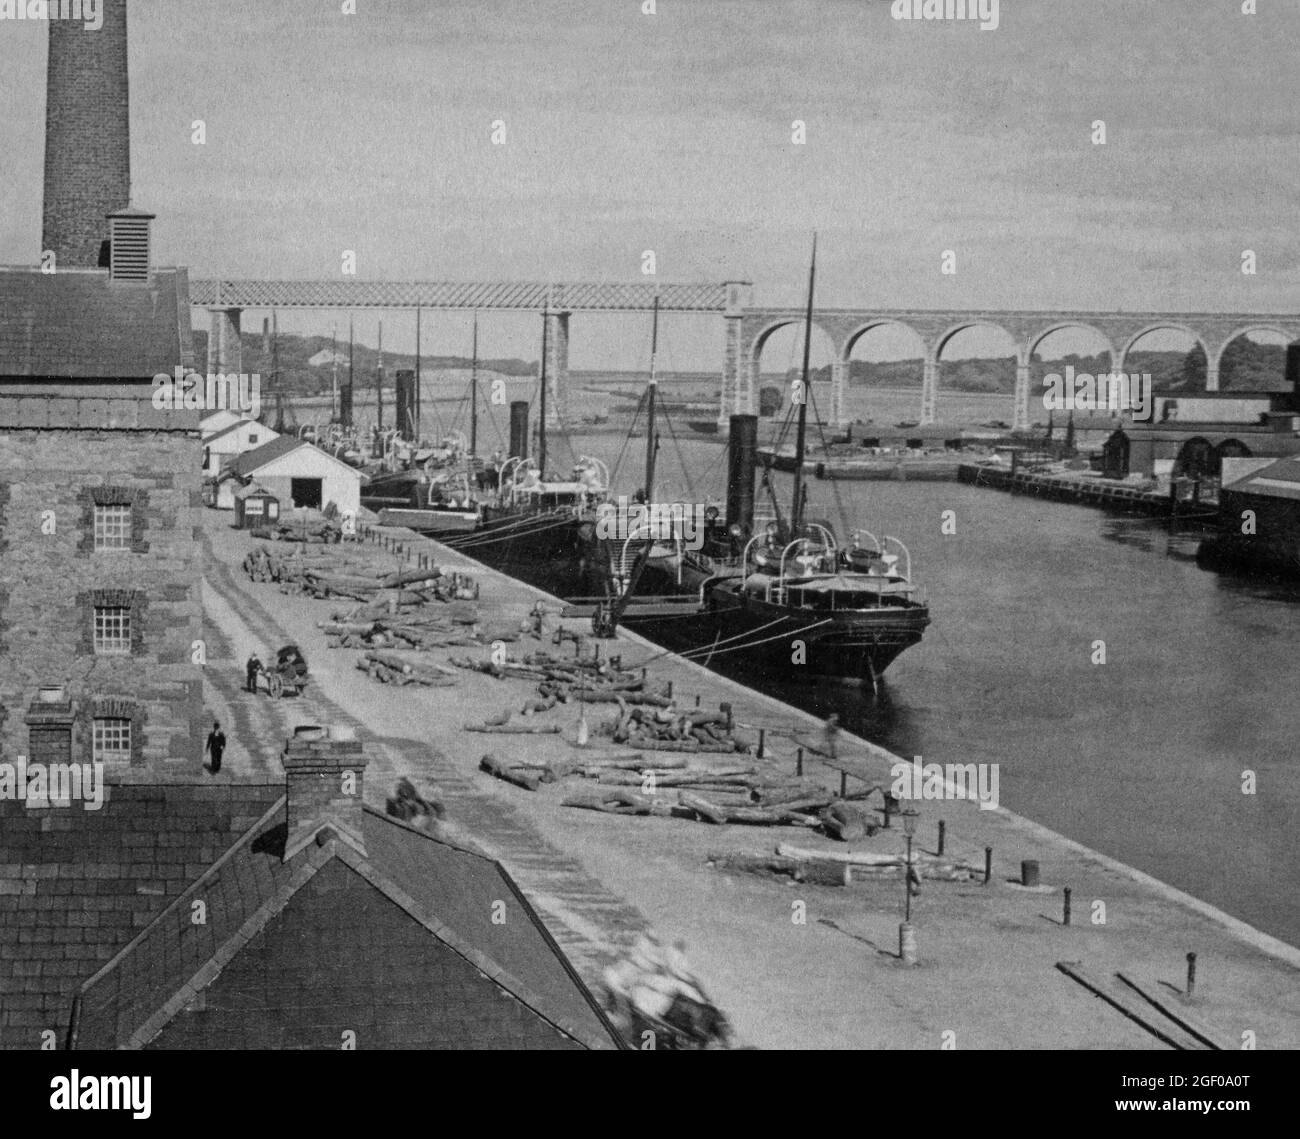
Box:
0 267 194 378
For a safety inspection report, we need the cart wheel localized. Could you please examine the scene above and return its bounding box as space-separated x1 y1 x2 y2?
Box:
267 672 283 698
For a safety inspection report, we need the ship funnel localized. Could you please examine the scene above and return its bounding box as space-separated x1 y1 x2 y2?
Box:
509 400 530 461
726 413 758 536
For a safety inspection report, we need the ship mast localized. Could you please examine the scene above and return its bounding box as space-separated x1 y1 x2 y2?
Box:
790 233 817 536
470 313 479 458
644 292 660 502
538 298 550 476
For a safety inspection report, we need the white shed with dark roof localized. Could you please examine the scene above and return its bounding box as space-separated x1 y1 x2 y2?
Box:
229 437 363 518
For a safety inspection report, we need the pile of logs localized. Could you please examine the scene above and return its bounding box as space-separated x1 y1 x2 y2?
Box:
356 650 459 687
249 517 342 544
706 843 981 886
448 649 658 699
322 605 483 651
555 752 842 828
604 698 745 754
243 546 479 605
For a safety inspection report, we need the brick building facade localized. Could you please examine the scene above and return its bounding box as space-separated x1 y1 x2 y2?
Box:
0 267 205 771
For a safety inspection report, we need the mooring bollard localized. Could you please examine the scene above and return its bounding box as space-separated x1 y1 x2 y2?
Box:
1063 887 1072 926
1021 860 1040 888
757 729 766 758
984 846 993 885
695 694 701 707
1186 952 1197 998
899 922 917 965
796 747 804 777
937 820 946 856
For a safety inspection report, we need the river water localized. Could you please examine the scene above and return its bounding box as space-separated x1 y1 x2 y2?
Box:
548 427 1300 948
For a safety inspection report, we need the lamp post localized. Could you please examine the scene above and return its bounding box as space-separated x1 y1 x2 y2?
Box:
902 808 918 923
899 808 919 965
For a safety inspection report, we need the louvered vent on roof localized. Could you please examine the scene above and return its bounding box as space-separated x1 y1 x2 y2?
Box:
107 208 155 282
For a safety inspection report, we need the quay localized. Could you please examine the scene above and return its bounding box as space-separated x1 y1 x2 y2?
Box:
198 507 1300 1049
957 461 1213 518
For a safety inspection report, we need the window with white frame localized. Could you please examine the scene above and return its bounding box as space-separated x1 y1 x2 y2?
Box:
92 717 132 763
93 503 132 550
93 606 132 654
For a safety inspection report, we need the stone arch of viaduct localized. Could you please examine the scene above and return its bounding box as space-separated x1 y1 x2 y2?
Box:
189 280 1299 435
727 305 1300 430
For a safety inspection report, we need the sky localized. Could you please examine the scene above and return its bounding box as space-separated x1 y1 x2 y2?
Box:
1 0 1297 369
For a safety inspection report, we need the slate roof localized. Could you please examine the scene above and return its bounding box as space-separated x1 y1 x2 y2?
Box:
1221 455 1300 501
0 783 285 1048
69 806 622 1050
0 266 194 379
202 418 259 446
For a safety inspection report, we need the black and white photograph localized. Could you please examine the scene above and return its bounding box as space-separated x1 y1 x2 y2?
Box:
0 0 1294 1109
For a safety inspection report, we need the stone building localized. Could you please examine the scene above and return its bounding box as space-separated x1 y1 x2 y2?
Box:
0 264 205 771
0 0 203 771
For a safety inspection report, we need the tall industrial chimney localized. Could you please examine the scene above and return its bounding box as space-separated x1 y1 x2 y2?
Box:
509 401 530 461
726 414 758 537
42 0 131 269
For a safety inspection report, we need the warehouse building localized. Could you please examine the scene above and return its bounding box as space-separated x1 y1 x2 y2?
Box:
227 436 364 519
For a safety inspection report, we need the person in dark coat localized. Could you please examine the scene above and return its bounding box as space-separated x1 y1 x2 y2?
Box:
205 722 227 775
246 653 262 694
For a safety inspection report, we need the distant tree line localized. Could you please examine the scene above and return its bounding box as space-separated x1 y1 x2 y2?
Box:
190 330 538 396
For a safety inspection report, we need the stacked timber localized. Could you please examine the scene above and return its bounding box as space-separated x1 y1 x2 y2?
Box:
356 650 459 687
603 698 744 753
558 751 836 827
707 844 981 886
242 544 479 604
249 517 342 544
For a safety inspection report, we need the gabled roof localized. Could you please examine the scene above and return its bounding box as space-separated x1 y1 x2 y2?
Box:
228 434 301 474
70 806 622 1050
202 418 269 446
1222 455 1300 501
0 266 193 379
229 436 361 479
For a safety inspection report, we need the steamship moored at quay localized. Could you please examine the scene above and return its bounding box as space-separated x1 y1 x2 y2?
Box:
579 241 932 688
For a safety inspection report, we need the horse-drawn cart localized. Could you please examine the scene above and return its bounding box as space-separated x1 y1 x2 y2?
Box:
265 644 309 698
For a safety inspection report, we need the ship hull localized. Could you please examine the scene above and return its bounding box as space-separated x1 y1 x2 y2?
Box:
624 585 929 687
414 508 585 592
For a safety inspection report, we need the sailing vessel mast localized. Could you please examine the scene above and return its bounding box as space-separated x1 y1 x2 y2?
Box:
790 234 817 536
644 292 660 501
538 298 550 476
330 322 338 423
470 313 479 458
414 306 422 441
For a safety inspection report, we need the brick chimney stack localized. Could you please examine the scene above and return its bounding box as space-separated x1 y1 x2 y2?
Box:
282 728 368 862
42 0 132 269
